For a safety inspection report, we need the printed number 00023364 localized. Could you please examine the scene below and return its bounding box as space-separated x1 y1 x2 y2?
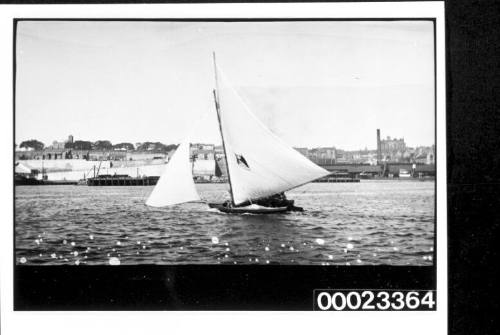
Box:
314 290 436 311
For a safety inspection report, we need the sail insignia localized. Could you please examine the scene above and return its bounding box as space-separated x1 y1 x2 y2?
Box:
235 154 250 170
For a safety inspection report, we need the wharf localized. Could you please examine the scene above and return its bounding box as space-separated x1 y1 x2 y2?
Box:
84 174 159 186
313 177 360 183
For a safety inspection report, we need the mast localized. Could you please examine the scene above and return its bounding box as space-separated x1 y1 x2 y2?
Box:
212 52 235 206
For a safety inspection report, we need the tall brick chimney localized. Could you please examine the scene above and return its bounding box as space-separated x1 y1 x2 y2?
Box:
377 129 381 164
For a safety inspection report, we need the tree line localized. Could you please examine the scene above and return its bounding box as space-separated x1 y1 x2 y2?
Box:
18 139 178 152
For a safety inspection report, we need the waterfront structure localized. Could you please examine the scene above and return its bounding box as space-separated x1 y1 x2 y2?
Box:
126 151 167 161
15 128 435 184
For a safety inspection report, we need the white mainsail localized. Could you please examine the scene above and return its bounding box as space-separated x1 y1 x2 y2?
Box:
145 141 200 207
214 65 331 206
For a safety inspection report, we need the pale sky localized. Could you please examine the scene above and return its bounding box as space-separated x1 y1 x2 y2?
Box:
15 20 435 150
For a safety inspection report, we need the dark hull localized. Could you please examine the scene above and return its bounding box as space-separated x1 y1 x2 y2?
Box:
209 203 289 214
15 175 77 186
208 202 303 214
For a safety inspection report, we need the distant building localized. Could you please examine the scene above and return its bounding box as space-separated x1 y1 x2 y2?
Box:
414 145 435 165
89 150 127 161
308 147 336 164
376 132 407 162
194 143 215 151
49 140 66 150
214 145 225 159
345 149 378 164
381 136 406 153
47 134 75 150
190 143 215 160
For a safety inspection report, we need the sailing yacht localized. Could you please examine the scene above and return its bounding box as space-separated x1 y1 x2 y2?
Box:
146 54 330 214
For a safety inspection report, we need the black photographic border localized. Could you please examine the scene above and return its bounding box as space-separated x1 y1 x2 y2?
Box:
13 17 438 311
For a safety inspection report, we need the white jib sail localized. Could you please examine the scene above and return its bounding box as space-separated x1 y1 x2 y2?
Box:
145 141 201 207
215 66 331 206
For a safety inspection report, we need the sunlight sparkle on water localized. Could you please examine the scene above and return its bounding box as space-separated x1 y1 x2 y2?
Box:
15 181 435 265
109 257 120 265
315 238 325 245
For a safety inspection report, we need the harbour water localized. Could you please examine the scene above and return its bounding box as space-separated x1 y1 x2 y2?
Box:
15 180 435 266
